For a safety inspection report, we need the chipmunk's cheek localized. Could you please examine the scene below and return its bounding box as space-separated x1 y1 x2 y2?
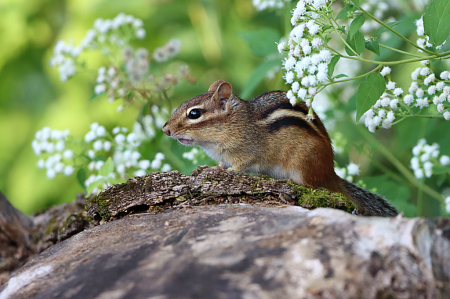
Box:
177 138 195 146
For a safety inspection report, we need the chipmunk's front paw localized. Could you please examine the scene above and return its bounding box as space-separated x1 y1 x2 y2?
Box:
226 166 243 173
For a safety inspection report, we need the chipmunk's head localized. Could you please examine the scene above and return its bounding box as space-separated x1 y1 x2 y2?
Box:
162 80 243 147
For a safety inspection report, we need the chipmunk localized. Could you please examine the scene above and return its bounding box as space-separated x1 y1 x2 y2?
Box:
162 80 398 217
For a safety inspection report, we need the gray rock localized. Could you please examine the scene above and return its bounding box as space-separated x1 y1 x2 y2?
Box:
1 205 449 299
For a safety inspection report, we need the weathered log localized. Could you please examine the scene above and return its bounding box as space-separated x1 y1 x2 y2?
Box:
1 167 449 298
0 192 88 285
0 192 34 284
0 205 449 299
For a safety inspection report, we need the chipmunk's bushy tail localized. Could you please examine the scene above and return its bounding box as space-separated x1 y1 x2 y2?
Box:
339 178 399 217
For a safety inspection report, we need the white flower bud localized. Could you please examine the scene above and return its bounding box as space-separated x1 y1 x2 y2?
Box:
64 165 74 176
93 140 103 151
440 155 450 166
63 149 73 160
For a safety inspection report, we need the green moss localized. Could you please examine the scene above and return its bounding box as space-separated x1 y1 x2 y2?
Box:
287 181 354 213
45 218 56 235
250 182 259 193
62 212 83 228
86 194 112 221
252 174 275 181
147 206 164 213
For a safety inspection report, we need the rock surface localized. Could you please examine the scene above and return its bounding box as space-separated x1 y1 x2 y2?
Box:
1 204 449 299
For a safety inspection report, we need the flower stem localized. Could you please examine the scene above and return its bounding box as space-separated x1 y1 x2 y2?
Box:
417 183 423 216
400 114 444 119
327 14 362 58
340 53 449 66
323 65 382 87
357 4 434 55
378 43 426 58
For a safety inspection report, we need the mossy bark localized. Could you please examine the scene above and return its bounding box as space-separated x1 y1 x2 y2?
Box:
86 166 354 223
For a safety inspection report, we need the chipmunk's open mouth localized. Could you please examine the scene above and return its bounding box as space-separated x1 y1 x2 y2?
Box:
177 138 194 145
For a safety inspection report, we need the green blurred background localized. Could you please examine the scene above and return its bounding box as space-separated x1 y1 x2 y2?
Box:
1 0 448 216
0 0 287 214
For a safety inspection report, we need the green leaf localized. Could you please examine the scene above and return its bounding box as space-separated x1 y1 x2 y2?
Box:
86 178 106 196
141 102 149 116
88 93 100 102
77 168 87 189
365 40 380 56
345 31 365 56
125 92 134 102
241 58 281 99
99 157 115 177
328 55 341 78
374 21 405 37
333 74 348 79
239 28 281 57
356 73 386 122
436 173 447 186
432 165 447 175
352 0 360 6
335 5 356 20
94 155 106 162
423 0 450 46
349 15 365 39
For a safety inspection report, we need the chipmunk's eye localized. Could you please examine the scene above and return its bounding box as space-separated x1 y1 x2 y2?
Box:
188 108 202 119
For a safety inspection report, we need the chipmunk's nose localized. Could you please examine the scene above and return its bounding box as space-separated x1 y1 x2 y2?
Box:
162 127 171 136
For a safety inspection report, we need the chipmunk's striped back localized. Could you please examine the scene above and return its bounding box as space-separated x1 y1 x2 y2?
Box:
251 92 328 139
246 91 338 192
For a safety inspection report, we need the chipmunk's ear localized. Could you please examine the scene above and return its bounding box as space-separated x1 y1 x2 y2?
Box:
212 81 232 111
213 82 232 100
208 80 226 92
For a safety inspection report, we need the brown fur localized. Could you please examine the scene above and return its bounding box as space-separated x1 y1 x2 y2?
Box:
163 80 398 217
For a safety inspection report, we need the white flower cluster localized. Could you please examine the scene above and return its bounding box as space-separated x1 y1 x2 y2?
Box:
364 62 450 132
182 148 200 164
153 39 182 63
94 65 125 102
415 17 445 51
252 0 291 11
110 125 146 175
282 0 332 106
82 121 171 191
32 127 74 179
410 139 450 179
50 13 146 82
84 122 113 170
124 47 150 84
407 66 450 117
363 67 398 132
334 162 360 183
49 40 78 81
408 66 450 120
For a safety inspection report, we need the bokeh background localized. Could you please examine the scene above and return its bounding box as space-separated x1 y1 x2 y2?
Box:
1 0 448 216
1 0 286 214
